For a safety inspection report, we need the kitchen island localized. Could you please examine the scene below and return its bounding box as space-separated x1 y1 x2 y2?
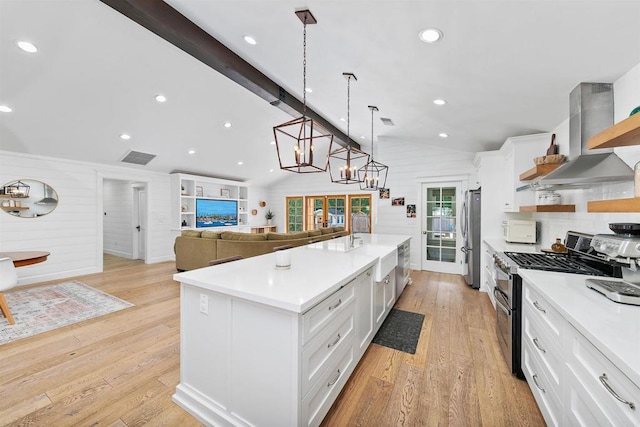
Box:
172 234 410 427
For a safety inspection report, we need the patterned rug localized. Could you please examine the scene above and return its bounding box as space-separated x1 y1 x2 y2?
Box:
0 281 134 345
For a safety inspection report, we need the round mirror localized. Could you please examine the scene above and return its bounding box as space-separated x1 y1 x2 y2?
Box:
1 179 59 218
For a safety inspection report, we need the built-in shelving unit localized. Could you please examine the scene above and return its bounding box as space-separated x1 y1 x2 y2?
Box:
171 173 248 231
587 113 640 212
519 205 576 213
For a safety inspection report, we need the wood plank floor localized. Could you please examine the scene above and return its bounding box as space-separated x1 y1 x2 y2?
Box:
0 255 544 426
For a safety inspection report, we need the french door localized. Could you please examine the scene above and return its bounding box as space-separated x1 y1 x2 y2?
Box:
421 182 464 274
305 195 346 230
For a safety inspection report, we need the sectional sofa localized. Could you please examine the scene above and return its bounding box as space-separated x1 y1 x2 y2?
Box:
174 227 348 271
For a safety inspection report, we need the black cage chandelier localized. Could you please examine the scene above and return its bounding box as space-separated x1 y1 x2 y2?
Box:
358 105 389 190
273 9 333 173
328 73 369 184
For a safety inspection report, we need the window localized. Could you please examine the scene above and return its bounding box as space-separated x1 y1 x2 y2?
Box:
285 196 303 232
348 194 372 233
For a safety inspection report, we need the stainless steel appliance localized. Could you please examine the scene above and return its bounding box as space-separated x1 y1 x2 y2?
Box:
587 226 640 305
461 188 481 289
493 231 622 379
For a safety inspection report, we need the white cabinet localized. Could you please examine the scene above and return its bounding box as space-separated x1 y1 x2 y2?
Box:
373 268 395 332
171 173 248 231
499 133 550 212
521 278 640 427
565 325 640 427
175 265 376 427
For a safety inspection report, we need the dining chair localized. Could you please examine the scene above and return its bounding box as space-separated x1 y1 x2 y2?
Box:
0 257 17 325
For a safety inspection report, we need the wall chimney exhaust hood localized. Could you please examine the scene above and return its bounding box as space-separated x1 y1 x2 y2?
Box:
518 83 633 192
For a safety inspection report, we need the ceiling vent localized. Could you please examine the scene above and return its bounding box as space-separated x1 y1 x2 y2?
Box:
380 117 395 126
120 150 156 166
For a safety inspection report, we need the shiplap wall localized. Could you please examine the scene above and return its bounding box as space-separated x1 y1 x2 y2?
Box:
264 140 476 269
103 179 134 258
0 151 174 285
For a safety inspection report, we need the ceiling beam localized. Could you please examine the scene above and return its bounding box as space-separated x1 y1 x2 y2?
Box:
99 0 357 149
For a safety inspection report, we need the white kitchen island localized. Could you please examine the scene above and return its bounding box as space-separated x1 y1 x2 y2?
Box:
172 234 411 427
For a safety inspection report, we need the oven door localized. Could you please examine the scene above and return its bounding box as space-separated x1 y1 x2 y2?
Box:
494 286 513 372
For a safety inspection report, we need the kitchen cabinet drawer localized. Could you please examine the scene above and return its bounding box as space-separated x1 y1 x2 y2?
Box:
522 309 563 398
302 278 356 345
565 325 640 426
302 343 355 427
522 340 563 427
301 303 355 397
522 282 564 348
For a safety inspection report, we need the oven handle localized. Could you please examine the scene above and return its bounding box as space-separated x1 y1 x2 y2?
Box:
493 287 512 316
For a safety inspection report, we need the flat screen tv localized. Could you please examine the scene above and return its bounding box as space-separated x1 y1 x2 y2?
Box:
196 198 238 228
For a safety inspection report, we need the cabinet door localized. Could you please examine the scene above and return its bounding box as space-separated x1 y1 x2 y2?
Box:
384 273 395 311
355 269 374 357
373 279 386 331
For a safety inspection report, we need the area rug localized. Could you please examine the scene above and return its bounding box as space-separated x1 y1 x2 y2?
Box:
373 308 425 354
0 281 133 345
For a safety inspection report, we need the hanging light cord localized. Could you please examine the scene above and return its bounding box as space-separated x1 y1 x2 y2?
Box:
302 15 307 117
370 107 375 161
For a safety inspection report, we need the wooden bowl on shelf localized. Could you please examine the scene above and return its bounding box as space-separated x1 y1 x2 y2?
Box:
534 154 566 165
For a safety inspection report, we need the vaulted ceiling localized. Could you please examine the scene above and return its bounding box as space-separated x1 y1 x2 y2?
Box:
1 0 639 186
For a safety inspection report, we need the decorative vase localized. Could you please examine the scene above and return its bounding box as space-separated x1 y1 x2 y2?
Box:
267 219 273 225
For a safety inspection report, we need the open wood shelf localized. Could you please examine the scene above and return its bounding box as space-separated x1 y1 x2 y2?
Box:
1 206 29 210
519 163 563 181
519 205 576 213
587 197 640 212
588 113 640 149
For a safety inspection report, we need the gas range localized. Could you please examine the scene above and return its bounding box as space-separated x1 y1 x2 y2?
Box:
500 231 623 279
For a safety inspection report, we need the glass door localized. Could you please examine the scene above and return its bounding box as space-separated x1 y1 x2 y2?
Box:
348 194 372 233
421 182 463 274
305 195 346 230
285 196 303 232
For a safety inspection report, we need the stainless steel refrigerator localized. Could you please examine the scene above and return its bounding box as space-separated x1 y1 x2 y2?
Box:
461 189 481 289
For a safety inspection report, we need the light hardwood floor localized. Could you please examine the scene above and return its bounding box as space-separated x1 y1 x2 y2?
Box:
1 255 544 426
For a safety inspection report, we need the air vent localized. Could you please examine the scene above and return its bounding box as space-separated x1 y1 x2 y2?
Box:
380 117 395 126
120 150 156 166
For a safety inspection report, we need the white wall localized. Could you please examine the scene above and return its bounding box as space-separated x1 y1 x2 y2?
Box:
0 151 174 285
103 179 134 258
264 140 477 269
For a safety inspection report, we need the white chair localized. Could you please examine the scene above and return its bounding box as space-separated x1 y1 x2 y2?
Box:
0 257 17 325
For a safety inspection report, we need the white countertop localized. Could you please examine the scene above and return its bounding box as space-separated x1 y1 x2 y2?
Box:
518 269 640 386
173 234 408 314
484 237 541 254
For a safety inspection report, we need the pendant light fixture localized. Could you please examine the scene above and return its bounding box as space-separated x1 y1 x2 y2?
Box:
328 73 369 184
273 9 333 173
358 105 389 190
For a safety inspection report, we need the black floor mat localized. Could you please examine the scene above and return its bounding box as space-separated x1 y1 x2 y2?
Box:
372 308 424 354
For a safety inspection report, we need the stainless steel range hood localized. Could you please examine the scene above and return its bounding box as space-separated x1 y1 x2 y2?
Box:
518 83 633 191
34 183 58 204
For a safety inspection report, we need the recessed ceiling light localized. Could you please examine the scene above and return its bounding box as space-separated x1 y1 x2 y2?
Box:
419 28 443 43
188 149 196 155
360 136 366 139
433 99 446 105
269 169 274 173
155 94 167 102
439 132 449 138
339 117 346 122
120 133 131 140
237 161 244 165
16 41 37 53
243 35 257 45
0 105 13 113
224 121 232 128
270 140 275 145
305 87 312 93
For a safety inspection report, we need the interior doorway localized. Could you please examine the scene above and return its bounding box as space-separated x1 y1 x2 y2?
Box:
101 178 148 263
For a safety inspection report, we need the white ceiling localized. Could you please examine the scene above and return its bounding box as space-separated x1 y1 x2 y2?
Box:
1 0 640 186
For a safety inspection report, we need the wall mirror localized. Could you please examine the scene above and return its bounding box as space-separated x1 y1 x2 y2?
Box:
1 179 59 218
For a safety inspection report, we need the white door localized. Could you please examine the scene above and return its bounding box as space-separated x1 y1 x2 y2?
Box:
133 187 147 261
421 182 464 274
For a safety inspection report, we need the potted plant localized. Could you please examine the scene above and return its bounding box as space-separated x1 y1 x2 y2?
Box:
265 210 274 225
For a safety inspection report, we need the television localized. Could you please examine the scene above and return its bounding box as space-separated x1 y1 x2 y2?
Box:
196 198 238 228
